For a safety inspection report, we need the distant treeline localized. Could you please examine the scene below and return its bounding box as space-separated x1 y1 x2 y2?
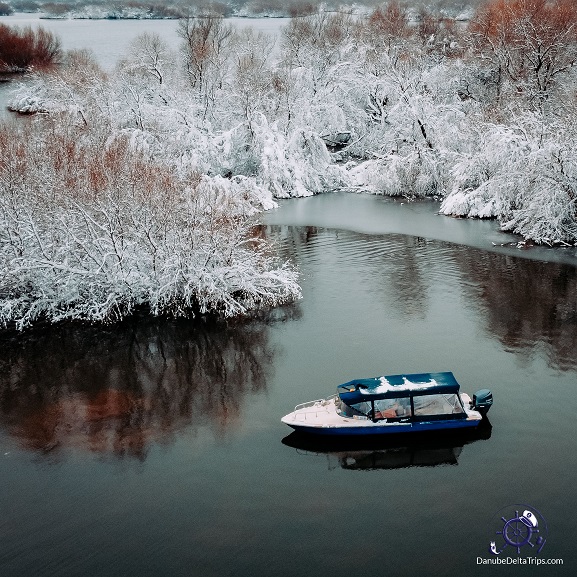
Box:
1 1 483 19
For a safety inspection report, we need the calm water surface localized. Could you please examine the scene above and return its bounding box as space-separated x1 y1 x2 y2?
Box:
1 192 576 576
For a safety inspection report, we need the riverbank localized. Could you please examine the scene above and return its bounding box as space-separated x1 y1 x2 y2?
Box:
7 5 577 247
7 2 475 21
264 192 577 266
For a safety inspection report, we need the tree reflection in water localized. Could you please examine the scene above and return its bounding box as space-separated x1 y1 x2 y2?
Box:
270 225 577 372
267 225 430 319
379 235 430 320
0 308 299 460
454 249 577 371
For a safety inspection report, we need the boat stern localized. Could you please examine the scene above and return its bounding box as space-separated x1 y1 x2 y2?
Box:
472 389 493 416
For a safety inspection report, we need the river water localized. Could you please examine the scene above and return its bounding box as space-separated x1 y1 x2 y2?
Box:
1 191 576 576
1 16 576 577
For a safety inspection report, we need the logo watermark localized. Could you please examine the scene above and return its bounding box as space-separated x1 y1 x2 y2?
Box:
476 504 563 566
477 557 563 566
491 506 546 555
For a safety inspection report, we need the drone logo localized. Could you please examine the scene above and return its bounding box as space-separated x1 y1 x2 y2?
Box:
490 505 547 556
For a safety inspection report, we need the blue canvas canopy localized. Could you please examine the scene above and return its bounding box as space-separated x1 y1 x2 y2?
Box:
337 372 461 405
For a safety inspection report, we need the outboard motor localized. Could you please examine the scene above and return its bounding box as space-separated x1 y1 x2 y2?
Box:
472 389 493 416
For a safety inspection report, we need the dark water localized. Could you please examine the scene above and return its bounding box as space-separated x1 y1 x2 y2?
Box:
1 193 577 576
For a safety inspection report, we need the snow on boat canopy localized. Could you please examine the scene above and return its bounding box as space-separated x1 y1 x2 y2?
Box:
281 372 493 436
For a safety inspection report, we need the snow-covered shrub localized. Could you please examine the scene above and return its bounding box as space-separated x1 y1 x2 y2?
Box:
253 118 347 197
348 147 442 197
440 123 525 219
501 144 577 244
442 118 577 244
0 121 300 329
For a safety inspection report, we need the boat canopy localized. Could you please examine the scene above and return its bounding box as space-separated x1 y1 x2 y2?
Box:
337 372 461 405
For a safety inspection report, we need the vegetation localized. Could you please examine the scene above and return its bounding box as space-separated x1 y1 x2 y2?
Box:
0 23 61 71
0 114 299 329
3 0 577 328
1 0 483 19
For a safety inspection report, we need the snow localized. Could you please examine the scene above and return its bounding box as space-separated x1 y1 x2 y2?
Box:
0 118 300 329
4 8 577 329
359 377 440 394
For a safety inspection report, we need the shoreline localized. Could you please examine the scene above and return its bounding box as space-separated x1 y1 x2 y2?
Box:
263 192 577 267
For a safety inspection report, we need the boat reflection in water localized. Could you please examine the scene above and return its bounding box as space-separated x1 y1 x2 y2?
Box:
282 420 492 471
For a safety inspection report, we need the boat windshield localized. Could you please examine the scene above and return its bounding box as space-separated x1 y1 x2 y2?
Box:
338 400 371 418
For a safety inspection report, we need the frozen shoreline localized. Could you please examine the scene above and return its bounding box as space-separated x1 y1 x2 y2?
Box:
263 192 577 267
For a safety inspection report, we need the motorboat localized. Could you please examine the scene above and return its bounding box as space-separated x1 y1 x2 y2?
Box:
282 420 492 470
281 371 492 436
